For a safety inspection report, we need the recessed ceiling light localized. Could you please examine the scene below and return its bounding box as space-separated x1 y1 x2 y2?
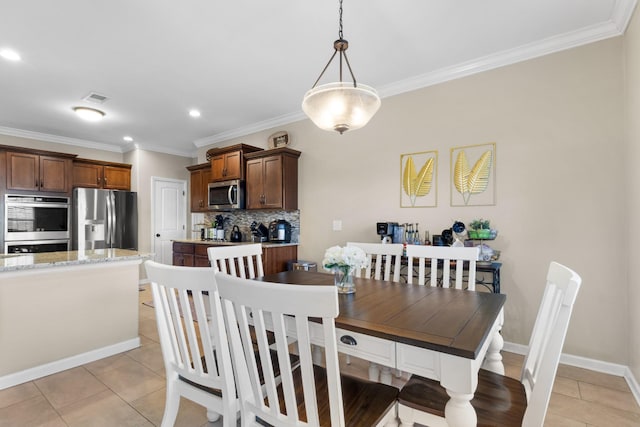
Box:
73 106 105 122
0 49 21 62
123 136 133 142
189 109 201 118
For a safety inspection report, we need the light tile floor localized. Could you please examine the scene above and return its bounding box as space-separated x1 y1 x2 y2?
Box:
1 284 638 426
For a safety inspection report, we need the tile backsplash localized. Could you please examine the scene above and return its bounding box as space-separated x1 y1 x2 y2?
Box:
192 210 300 243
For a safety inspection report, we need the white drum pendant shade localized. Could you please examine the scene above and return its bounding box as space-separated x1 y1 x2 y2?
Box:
302 82 380 134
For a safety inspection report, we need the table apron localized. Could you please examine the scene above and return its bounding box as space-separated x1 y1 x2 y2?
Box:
310 323 396 367
281 308 503 394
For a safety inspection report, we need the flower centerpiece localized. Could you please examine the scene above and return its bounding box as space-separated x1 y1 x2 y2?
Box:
322 245 369 294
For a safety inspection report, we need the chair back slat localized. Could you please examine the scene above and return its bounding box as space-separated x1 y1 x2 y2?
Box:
521 261 582 427
406 245 479 290
208 244 264 279
346 242 403 282
216 272 343 427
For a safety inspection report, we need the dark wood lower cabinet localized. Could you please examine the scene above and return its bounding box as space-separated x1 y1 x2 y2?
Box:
194 244 211 267
172 242 298 275
172 242 195 266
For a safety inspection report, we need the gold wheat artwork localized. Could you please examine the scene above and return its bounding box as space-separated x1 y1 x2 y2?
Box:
454 149 492 205
403 156 434 206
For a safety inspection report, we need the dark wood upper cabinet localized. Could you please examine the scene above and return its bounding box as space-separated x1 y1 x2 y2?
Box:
206 144 262 182
187 163 212 212
6 151 73 194
72 159 132 190
245 148 300 210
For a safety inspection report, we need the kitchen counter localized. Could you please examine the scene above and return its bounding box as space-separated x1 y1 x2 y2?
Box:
0 249 150 273
0 249 148 390
172 239 299 274
172 238 299 248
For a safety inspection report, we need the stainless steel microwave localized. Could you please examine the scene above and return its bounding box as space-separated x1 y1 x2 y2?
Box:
208 179 245 210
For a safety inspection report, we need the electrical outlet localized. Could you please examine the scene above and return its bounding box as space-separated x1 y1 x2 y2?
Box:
332 220 342 231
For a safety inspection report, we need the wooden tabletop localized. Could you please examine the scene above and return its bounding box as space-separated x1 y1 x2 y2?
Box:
258 270 506 359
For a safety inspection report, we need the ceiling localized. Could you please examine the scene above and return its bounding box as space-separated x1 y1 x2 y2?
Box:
0 0 635 157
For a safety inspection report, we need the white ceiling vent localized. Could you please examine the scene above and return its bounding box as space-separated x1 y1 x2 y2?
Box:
82 92 109 104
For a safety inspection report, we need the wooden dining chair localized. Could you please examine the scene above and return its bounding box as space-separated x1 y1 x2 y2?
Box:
346 242 404 282
215 272 399 427
405 245 480 289
144 260 238 427
398 261 582 427
207 243 264 278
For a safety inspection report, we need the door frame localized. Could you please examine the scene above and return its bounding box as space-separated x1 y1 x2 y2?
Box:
150 176 188 266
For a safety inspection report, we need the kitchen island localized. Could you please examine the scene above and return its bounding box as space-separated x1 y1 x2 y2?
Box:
0 249 150 390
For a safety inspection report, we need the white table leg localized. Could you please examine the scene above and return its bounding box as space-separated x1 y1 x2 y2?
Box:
482 329 505 374
445 389 477 427
482 309 505 374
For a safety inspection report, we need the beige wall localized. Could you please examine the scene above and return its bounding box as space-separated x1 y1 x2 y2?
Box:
206 37 627 364
625 7 640 381
126 149 193 253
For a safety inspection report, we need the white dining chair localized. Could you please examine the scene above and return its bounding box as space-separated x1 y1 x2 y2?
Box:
346 241 404 282
398 261 582 427
207 243 264 278
347 241 404 383
406 245 480 289
144 261 238 427
215 272 399 427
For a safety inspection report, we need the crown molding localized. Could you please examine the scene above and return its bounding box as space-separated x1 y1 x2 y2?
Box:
0 126 197 158
0 126 124 153
613 0 638 32
379 12 633 99
126 142 196 158
194 111 305 148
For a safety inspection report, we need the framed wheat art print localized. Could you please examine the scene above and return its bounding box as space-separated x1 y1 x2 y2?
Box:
450 142 496 206
400 150 438 208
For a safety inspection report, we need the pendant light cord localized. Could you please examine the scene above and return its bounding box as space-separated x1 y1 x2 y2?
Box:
338 0 344 40
309 0 358 89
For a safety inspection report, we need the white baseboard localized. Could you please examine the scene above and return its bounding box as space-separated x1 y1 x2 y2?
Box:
0 337 140 390
503 341 640 406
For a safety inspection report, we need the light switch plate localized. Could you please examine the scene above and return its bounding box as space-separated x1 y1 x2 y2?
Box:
332 220 342 231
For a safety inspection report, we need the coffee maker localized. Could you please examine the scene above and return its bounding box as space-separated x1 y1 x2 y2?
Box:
376 222 398 244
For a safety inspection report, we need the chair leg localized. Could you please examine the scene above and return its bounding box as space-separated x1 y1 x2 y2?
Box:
160 381 181 427
206 410 221 423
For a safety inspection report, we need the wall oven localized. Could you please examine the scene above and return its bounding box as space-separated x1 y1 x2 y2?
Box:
4 194 70 253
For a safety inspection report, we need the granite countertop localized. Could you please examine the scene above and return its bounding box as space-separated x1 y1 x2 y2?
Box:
172 239 299 248
0 249 152 272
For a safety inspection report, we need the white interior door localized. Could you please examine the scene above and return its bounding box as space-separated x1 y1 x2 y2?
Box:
152 177 187 264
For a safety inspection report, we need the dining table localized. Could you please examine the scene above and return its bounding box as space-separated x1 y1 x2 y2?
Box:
257 269 506 427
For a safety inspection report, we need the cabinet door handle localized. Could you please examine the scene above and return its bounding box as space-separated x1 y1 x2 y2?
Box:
97 177 101 185
40 179 44 188
104 177 107 184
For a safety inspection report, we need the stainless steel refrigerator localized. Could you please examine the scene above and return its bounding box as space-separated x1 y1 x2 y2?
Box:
72 188 138 251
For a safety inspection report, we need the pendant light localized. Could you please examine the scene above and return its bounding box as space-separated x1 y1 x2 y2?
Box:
301 0 380 134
